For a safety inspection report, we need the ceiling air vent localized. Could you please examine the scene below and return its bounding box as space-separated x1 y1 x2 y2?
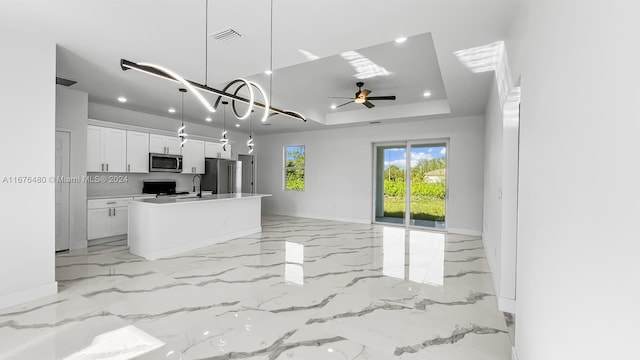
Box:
210 28 242 43
56 76 77 87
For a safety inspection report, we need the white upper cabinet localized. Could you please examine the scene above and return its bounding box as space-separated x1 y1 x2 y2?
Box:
205 141 222 158
149 134 181 155
221 144 232 159
103 128 127 172
181 140 205 174
87 126 103 172
86 125 126 172
205 141 232 159
126 131 149 173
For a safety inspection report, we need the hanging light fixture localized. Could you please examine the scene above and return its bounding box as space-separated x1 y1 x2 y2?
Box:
178 88 188 147
220 101 229 151
120 0 306 123
247 110 255 154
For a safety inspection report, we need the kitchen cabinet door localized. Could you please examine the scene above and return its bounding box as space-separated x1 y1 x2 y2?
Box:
87 126 104 172
149 134 182 155
205 142 223 158
221 144 232 159
126 131 149 173
87 208 111 240
111 206 128 236
165 136 182 155
182 140 205 174
149 134 168 154
103 128 127 173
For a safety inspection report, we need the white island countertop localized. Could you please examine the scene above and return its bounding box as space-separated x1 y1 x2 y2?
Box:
133 193 270 205
128 193 271 260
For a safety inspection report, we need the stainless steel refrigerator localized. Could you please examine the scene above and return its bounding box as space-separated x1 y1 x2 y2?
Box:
203 158 242 194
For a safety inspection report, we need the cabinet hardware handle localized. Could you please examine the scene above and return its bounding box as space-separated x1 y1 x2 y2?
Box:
113 208 116 216
128 164 130 172
106 163 109 172
101 163 104 171
108 208 112 216
106 201 116 204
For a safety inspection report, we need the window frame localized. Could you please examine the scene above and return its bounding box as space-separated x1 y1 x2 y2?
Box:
283 145 305 191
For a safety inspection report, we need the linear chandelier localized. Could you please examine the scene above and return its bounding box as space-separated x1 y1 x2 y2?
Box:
120 59 306 123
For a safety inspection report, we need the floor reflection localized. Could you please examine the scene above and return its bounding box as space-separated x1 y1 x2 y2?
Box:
285 241 304 285
382 226 445 286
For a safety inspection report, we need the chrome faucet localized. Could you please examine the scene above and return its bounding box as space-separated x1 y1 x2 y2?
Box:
192 175 202 198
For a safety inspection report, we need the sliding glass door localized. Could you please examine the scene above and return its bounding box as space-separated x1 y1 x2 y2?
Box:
374 144 406 225
409 143 447 229
374 141 448 230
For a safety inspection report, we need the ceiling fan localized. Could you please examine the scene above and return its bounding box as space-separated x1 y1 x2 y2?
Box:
330 82 397 109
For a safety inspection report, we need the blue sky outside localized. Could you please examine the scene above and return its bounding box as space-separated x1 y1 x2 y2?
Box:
383 146 446 169
285 145 305 162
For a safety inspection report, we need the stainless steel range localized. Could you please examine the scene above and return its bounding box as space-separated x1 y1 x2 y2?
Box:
142 180 189 197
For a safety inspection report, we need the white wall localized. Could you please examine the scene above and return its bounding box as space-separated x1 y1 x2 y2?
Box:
0 26 57 309
256 116 485 233
482 78 504 298
506 1 640 359
56 86 88 250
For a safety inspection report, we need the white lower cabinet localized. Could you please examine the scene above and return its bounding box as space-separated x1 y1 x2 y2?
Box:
87 198 132 240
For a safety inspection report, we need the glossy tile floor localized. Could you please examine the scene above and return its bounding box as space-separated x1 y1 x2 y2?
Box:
0 216 511 359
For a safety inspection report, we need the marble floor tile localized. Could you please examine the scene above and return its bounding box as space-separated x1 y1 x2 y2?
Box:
0 216 511 359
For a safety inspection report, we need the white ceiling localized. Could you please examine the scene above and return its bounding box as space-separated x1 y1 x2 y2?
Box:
0 0 518 134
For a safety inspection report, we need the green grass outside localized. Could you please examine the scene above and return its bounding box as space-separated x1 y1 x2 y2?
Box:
384 196 445 221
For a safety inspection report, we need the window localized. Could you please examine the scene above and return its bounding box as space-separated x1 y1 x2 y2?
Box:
284 145 305 191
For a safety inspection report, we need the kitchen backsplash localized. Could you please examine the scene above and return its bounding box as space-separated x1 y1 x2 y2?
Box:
87 172 201 197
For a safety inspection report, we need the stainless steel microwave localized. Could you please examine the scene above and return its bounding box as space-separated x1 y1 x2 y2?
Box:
149 153 183 172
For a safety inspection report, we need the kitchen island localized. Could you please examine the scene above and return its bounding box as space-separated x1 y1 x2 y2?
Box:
128 193 271 260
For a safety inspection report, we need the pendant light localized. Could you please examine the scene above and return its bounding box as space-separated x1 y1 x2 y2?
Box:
221 101 229 151
119 0 307 123
178 88 188 147
247 110 255 154
268 0 273 117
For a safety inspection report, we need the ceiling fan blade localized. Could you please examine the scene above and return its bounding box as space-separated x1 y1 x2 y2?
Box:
335 100 353 109
361 89 371 97
362 101 375 108
366 96 396 101
328 96 355 99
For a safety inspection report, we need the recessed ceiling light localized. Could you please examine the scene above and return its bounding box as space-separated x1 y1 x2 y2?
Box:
117 96 127 103
168 108 176 113
330 104 337 110
205 117 212 122
235 124 240 127
423 91 432 98
395 37 407 43
264 70 273 75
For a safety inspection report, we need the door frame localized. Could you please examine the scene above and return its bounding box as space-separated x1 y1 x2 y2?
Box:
55 130 71 252
238 154 257 193
372 138 450 232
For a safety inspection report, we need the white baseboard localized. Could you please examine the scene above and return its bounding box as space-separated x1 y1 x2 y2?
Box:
512 346 518 360
0 281 58 311
498 297 517 313
88 235 127 246
266 211 371 225
447 227 482 236
70 240 88 250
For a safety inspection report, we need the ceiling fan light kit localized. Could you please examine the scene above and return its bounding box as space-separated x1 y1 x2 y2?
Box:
331 81 397 109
